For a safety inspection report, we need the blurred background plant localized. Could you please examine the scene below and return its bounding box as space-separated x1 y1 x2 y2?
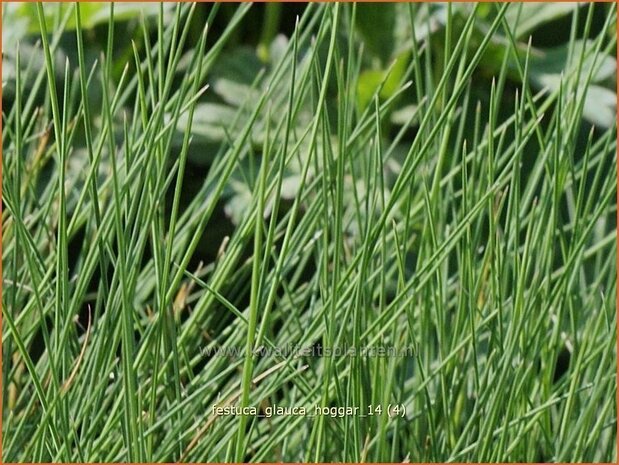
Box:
2 2 616 462
3 2 616 229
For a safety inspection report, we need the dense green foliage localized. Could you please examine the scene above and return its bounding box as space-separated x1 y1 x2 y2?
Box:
2 2 617 462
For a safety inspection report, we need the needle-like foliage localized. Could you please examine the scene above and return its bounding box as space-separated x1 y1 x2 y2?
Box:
2 2 616 462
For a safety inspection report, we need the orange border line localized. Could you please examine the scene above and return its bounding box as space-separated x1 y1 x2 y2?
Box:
616 0 619 456
0 0 599 2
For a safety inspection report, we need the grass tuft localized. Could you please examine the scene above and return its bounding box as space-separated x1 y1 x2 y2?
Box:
2 2 616 462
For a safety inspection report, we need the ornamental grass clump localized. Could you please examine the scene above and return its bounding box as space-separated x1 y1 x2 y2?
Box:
2 2 616 462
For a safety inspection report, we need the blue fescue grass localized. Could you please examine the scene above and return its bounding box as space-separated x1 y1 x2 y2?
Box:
2 2 617 462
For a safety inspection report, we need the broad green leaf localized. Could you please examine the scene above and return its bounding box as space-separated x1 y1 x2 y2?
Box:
209 46 263 85
504 3 581 40
356 51 409 113
355 4 397 62
391 104 419 126
357 70 386 114
476 34 616 127
3 2 168 36
213 79 262 108
177 102 238 142
528 40 616 84
534 74 616 128
581 85 616 128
